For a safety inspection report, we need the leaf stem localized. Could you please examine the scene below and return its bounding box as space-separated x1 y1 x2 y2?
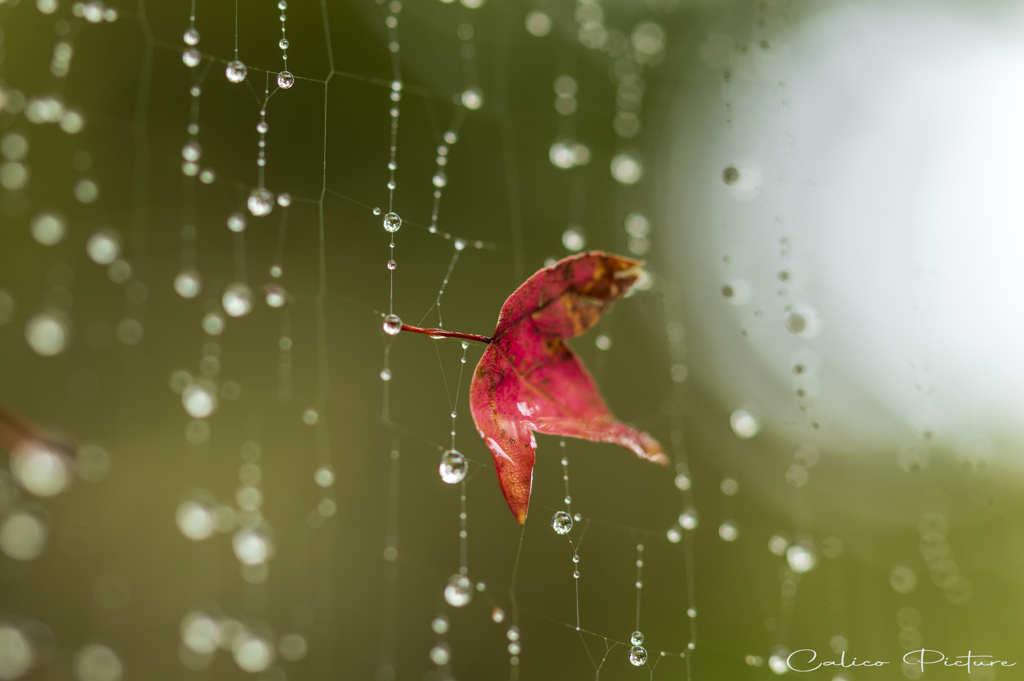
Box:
400 324 492 344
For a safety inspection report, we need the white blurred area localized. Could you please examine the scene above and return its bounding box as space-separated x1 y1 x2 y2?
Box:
665 0 1024 464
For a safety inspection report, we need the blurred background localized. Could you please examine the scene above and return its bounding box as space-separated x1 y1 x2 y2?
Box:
0 0 1022 679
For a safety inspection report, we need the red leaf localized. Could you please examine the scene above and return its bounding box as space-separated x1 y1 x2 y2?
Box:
469 251 668 523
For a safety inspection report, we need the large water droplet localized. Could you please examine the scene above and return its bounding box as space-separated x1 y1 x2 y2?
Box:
174 270 202 299
787 540 817 574
176 499 214 540
279 38 289 49
277 71 294 89
679 507 699 530
25 313 68 356
551 510 573 535
383 212 401 233
461 87 484 110
0 625 34 678
611 153 644 184
438 450 467 484
181 141 202 162
182 383 217 419
628 646 648 666
183 28 200 45
631 631 644 645
30 212 66 246
222 283 253 318
264 284 287 308
382 313 402 335
232 633 272 672
86 229 120 265
562 227 585 251
247 188 274 217
232 526 273 565
719 520 739 541
729 409 760 438
11 440 73 497
225 60 247 83
182 49 201 67
443 574 472 607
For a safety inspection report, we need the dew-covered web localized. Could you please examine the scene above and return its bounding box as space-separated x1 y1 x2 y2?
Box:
3 0 1005 679
0 0 716 678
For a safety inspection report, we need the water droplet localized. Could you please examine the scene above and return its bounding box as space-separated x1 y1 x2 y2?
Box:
233 526 273 565
561 227 585 251
386 260 396 270
247 188 274 217
674 474 691 490
461 87 484 109
256 121 268 134
549 141 575 169
768 649 788 674
432 172 447 188
302 409 318 425
11 440 72 497
279 38 289 49
0 625 34 677
74 645 123 681
443 574 472 607
232 633 272 672
313 466 334 487
431 616 448 634
573 570 580 578
491 607 505 623
720 477 738 496
276 193 291 207
382 313 402 335
0 509 46 561
269 265 282 278
667 526 682 543
768 534 789 556
181 141 202 162
201 312 224 336
383 212 401 232
787 541 817 574
611 153 644 184
224 213 245 233
264 284 287 308
86 229 120 264
730 409 760 438
30 212 66 246
551 510 573 535
182 48 201 67
373 206 382 216
173 270 201 298
379 368 392 381
182 383 217 419
628 646 648 666
439 450 467 484
595 334 611 350
889 566 916 593
572 554 580 563
222 283 253 318
429 644 449 666
225 60 247 83
631 631 644 646
25 313 68 356
679 507 698 530
277 71 294 89
525 10 551 36
573 512 581 522
719 520 739 541
722 166 739 185
183 27 200 45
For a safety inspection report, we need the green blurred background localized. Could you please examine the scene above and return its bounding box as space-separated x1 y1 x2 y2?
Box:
0 0 1021 679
